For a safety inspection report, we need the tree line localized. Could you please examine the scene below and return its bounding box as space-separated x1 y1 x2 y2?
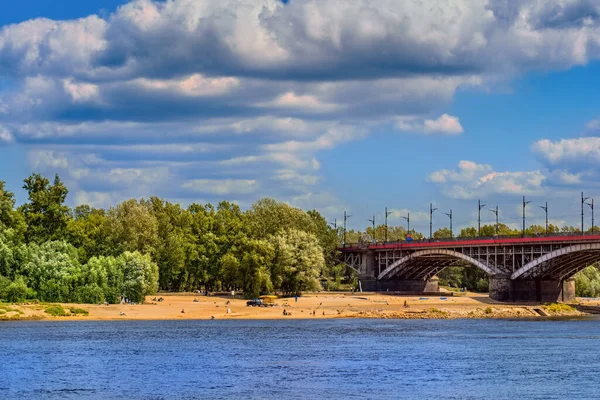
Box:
1 173 599 303
0 174 343 303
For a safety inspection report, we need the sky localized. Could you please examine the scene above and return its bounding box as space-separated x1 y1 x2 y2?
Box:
2 0 600 235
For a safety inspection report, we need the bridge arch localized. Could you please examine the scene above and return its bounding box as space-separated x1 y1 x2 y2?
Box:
511 243 600 280
377 249 497 280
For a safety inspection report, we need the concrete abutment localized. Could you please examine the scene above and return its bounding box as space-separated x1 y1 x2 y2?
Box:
489 275 575 303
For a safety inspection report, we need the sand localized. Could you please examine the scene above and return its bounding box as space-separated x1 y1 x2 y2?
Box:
4 292 598 321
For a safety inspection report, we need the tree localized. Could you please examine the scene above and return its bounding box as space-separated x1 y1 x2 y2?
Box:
21 174 71 243
247 198 316 238
105 199 158 257
458 227 477 238
270 229 324 295
67 206 108 263
239 239 274 298
120 252 159 303
23 241 81 302
433 227 452 239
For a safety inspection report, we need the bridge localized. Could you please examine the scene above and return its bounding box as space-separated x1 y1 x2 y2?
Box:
339 234 600 302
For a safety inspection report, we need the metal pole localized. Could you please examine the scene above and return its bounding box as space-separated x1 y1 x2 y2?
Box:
430 203 438 240
444 209 453 238
384 207 393 243
539 202 548 236
384 207 388 243
367 216 375 243
522 196 531 237
490 206 499 234
343 211 351 246
587 198 595 234
401 213 410 236
478 200 486 237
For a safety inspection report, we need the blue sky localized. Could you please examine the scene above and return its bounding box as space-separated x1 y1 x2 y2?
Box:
2 0 600 235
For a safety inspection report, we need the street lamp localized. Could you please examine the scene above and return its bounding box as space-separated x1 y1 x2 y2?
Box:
443 209 453 238
586 198 594 234
430 203 438 240
343 211 351 246
538 202 548 236
384 207 393 243
522 196 531 237
582 192 590 236
490 206 499 234
478 199 486 237
401 213 410 237
367 215 376 243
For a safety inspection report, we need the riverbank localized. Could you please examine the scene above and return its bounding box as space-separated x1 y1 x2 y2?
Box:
2 292 597 321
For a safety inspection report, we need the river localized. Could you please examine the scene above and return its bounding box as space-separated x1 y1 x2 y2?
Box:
1 318 599 399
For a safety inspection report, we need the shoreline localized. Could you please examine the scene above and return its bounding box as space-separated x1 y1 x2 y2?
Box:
2 293 598 321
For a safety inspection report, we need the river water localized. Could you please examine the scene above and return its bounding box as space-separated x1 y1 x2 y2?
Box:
1 318 599 399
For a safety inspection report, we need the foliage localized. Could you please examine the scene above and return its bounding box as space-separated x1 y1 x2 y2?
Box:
69 307 89 315
544 303 575 313
45 305 67 316
575 266 600 298
3 173 600 302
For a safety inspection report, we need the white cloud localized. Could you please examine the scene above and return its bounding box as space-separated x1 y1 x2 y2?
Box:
428 160 547 200
396 114 464 135
532 137 600 165
0 125 13 144
182 179 258 195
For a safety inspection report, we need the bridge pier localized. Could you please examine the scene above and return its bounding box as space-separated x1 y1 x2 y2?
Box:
489 276 576 303
360 277 439 292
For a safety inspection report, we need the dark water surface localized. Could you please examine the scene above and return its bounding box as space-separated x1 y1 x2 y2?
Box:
1 318 600 399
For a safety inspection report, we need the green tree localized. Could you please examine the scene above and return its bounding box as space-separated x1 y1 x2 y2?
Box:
120 252 159 303
105 199 158 256
239 239 274 298
23 241 81 302
270 229 324 295
433 227 452 239
21 174 71 243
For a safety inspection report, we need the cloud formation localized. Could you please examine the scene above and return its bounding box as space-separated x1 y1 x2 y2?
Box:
2 0 600 214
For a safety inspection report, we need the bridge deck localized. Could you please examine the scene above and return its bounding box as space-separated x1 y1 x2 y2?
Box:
340 234 600 251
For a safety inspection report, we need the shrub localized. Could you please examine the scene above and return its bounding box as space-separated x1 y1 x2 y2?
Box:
544 303 575 313
484 307 493 314
45 305 67 316
74 284 105 304
69 307 89 315
5 277 34 303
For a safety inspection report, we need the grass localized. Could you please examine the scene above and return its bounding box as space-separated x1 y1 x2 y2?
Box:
544 303 575 313
69 307 89 316
427 308 448 316
45 305 67 317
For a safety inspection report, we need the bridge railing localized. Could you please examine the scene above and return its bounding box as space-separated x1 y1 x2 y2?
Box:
341 231 597 248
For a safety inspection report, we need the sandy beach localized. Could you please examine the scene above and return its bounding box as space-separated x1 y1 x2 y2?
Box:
3 292 599 321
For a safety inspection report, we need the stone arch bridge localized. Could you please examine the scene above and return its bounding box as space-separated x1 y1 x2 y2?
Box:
339 234 600 302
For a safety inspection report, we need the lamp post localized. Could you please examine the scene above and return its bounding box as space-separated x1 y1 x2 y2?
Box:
539 202 548 236
586 198 594 234
401 213 410 237
478 199 486 237
582 192 590 235
367 215 375 243
444 209 453 238
430 203 438 240
522 196 531 237
343 211 351 246
490 206 499 234
384 207 393 243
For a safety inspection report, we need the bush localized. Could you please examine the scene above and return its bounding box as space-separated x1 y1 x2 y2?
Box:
45 305 67 316
484 307 493 314
69 307 89 315
74 284 105 304
5 277 34 303
544 303 575 313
